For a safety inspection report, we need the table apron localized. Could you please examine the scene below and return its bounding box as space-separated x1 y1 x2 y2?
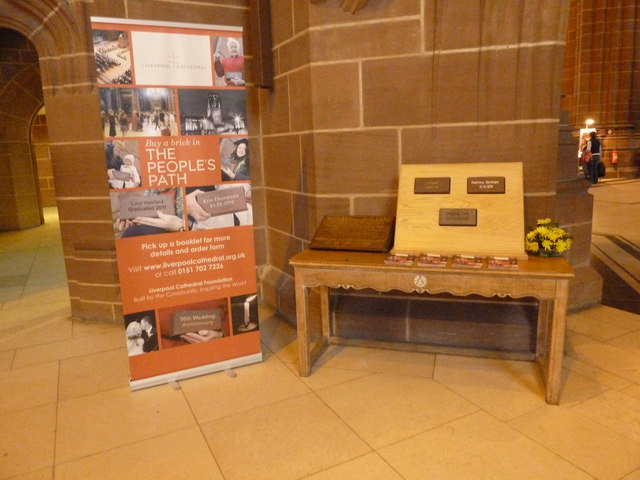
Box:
295 267 560 300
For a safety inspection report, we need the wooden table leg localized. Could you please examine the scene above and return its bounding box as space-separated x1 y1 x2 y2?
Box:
294 273 311 376
320 285 330 341
535 298 551 384
544 280 569 404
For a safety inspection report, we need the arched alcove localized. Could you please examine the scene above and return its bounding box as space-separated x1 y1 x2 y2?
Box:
0 28 44 229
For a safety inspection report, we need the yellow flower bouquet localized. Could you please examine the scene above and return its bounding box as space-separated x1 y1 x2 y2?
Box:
525 218 573 256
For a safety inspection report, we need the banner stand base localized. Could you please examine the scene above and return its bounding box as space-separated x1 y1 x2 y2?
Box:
129 352 263 391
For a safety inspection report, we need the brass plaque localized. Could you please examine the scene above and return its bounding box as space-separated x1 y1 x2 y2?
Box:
119 193 176 219
439 208 477 226
196 186 247 216
414 177 451 194
467 177 505 193
310 215 395 252
168 309 222 337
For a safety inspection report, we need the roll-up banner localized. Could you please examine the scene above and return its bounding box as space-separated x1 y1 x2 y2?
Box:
91 17 261 390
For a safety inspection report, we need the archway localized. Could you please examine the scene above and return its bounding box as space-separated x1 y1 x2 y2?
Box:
0 28 44 229
0 0 121 323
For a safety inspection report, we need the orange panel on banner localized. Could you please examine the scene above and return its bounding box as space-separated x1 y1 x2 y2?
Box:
92 16 261 389
117 226 257 313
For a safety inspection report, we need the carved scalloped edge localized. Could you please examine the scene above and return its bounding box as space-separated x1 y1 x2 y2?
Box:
308 283 542 300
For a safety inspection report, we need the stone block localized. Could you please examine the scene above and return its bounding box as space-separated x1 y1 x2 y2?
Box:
275 270 296 325
34 143 51 160
428 0 482 50
266 189 293 234
289 67 313 132
432 51 480 124
309 0 419 26
56 198 112 222
73 300 117 323
292 193 350 241
245 86 262 137
270 0 294 45
259 265 287 315
64 255 119 284
250 186 266 227
49 142 109 197
363 56 433 126
127 0 247 27
353 195 397 217
267 227 303 276
259 76 291 134
16 207 41 229
293 0 309 34
568 265 602 311
263 134 302 190
310 63 360 130
253 226 267 265
40 189 57 207
43 93 103 142
59 221 116 256
277 31 310 75
564 223 593 266
515 45 564 120
309 19 420 62
478 49 519 121
76 283 121 303
523 195 556 229
87 0 127 18
304 130 398 194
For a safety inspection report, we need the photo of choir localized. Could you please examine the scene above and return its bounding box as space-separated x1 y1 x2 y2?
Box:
93 30 132 85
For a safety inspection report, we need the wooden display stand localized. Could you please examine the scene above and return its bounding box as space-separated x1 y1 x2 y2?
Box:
289 249 573 404
289 161 574 404
393 162 527 259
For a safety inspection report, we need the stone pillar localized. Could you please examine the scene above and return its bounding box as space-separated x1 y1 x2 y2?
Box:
563 0 640 176
556 111 602 309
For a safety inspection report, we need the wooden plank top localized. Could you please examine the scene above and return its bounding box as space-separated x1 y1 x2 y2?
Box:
289 249 574 279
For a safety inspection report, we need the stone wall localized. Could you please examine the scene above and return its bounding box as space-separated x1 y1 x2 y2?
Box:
0 0 601 328
260 0 598 320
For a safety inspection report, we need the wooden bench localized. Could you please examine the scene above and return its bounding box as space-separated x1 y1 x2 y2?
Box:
289 249 574 405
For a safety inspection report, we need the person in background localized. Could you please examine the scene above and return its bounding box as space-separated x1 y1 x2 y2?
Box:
107 108 117 137
585 131 601 184
118 109 129 136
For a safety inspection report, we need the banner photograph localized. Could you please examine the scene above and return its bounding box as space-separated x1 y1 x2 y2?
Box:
91 17 261 389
